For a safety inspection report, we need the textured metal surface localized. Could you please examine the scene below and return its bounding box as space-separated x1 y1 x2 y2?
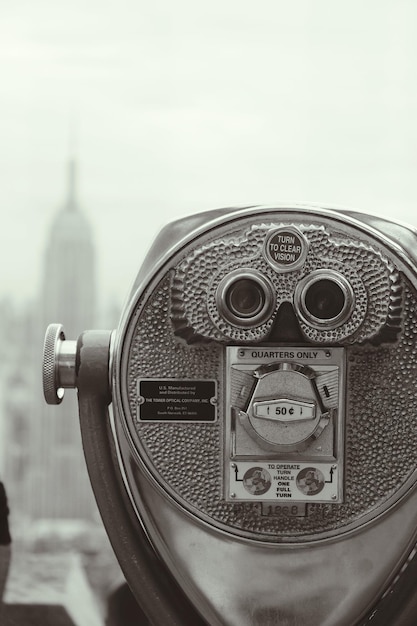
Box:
171 223 401 345
121 216 417 542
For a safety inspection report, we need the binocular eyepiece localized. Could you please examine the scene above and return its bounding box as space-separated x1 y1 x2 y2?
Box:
216 269 276 327
215 267 355 331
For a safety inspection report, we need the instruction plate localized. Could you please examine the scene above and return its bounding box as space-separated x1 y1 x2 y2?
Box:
228 461 341 502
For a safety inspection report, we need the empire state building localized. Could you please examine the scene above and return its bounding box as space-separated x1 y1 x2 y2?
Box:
42 157 95 338
33 157 98 520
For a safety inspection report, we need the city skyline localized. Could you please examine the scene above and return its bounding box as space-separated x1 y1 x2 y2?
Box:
0 135 125 624
3 152 100 523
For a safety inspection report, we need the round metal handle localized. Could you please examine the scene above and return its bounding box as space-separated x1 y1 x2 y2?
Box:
43 323 77 404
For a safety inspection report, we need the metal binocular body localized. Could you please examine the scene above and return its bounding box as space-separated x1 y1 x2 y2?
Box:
43 204 417 626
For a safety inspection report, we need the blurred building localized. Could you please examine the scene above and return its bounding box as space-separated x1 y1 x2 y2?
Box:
41 156 95 339
4 156 99 522
35 156 97 520
0 299 37 518
0 158 125 625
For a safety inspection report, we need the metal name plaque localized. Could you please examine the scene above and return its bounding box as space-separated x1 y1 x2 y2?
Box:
137 379 217 422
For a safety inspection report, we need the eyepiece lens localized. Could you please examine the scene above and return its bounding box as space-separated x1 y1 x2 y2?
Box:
217 270 275 328
226 278 266 318
304 279 346 321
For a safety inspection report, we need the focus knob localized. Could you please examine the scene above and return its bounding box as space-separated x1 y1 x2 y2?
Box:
43 323 77 404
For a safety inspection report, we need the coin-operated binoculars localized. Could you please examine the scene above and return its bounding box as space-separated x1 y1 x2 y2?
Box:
43 205 417 626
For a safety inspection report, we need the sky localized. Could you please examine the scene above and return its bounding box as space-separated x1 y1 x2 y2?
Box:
1 1 417 317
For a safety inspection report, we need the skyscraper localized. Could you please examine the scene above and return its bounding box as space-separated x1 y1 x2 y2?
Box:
41 157 95 338
30 156 98 520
